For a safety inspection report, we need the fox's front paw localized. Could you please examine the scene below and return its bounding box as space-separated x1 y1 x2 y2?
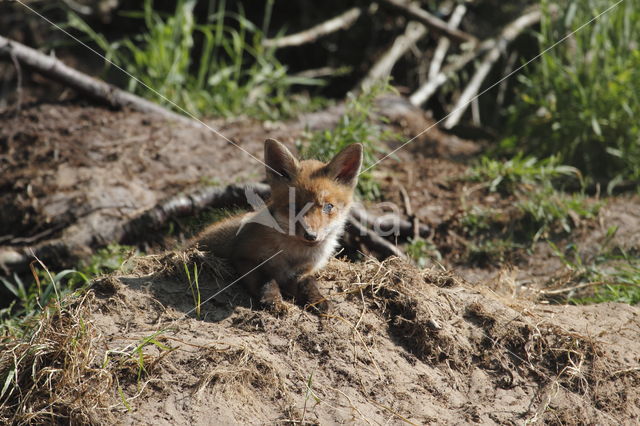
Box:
261 299 289 316
297 277 331 314
305 297 331 315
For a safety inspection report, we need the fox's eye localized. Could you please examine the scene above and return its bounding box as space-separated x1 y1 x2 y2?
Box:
322 203 334 214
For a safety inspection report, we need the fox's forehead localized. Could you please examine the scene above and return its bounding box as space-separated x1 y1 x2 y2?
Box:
292 159 353 204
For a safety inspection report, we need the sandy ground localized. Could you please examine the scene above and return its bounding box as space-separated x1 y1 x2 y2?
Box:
4 252 638 424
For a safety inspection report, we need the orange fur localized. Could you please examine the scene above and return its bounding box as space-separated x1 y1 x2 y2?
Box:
189 139 363 312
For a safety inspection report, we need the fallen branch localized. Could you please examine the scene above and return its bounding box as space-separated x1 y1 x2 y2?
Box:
379 0 476 44
359 21 428 91
350 206 430 239
263 7 362 48
428 4 467 80
1 181 416 273
443 8 545 128
0 35 196 126
123 183 271 242
125 183 411 258
347 217 406 259
410 7 545 107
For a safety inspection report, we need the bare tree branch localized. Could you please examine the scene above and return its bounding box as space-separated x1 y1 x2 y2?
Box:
347 217 406 259
263 7 362 48
359 21 428 91
428 4 467 80
379 0 476 44
410 7 544 107
350 205 431 239
0 35 197 126
443 8 544 128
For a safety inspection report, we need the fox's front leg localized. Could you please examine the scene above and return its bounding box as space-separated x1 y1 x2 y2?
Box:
281 275 331 313
233 259 286 313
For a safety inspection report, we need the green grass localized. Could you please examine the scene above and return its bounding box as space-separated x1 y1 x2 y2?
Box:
67 0 324 119
183 263 201 319
501 0 640 182
406 237 442 268
297 82 399 200
548 228 640 305
0 244 135 334
459 155 601 263
465 154 581 195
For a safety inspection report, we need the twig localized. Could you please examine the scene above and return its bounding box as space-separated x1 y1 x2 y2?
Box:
428 4 467 80
379 0 476 44
442 39 504 128
347 217 406 259
8 49 23 113
410 7 544 107
0 35 196 126
359 20 428 91
398 185 419 240
350 206 430 239
263 7 362 48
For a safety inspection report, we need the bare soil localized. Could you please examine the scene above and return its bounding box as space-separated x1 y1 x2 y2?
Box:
2 252 639 424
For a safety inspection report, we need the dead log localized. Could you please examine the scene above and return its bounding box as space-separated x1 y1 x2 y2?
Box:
378 0 476 44
263 7 362 48
410 7 545 107
0 35 195 126
0 182 411 273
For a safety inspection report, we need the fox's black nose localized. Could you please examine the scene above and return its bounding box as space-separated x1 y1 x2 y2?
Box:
303 230 318 242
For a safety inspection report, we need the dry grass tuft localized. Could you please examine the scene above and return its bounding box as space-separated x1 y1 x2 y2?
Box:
0 293 116 425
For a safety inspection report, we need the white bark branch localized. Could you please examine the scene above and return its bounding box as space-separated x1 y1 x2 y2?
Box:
359 21 428 91
263 7 362 48
428 4 467 80
443 9 544 128
410 7 544 107
379 0 476 44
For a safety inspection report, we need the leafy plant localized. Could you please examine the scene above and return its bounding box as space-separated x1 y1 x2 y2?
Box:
1 244 134 333
466 154 581 195
547 227 640 305
1 269 87 331
298 82 399 200
67 0 323 119
459 155 600 264
406 237 442 268
501 0 640 182
517 188 600 241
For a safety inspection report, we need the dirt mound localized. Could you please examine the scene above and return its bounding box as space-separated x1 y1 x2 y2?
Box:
2 252 638 424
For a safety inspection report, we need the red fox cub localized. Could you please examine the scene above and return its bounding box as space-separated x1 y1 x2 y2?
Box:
191 138 363 312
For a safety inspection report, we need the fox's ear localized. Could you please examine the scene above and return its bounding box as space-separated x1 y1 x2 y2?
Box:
264 138 299 182
325 143 363 187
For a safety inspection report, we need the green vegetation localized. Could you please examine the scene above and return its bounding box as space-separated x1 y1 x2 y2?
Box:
0 244 135 334
460 156 601 263
406 237 442 268
184 263 201 319
298 83 398 200
67 0 323 119
548 227 640 305
465 154 581 195
501 0 640 182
